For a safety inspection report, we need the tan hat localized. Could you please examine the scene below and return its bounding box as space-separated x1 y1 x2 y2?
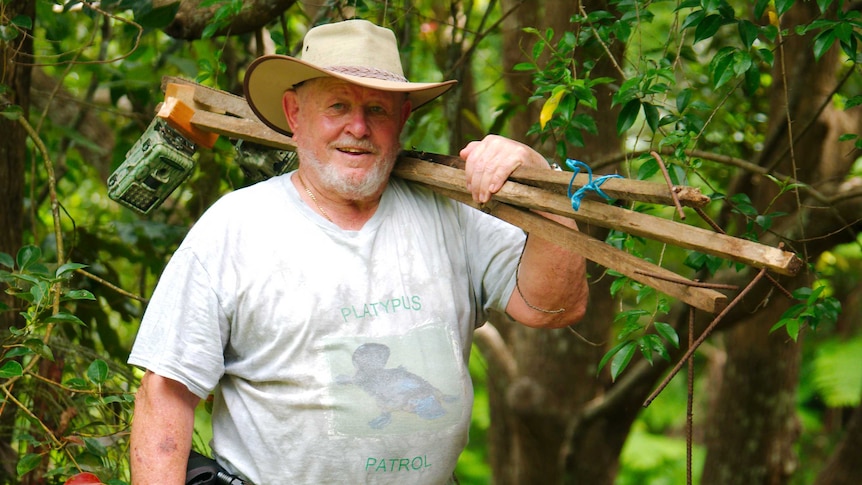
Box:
243 19 457 136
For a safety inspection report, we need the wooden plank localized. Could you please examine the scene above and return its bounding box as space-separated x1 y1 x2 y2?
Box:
190 110 295 149
162 76 256 119
404 150 711 208
158 95 219 148
423 185 728 313
393 157 803 276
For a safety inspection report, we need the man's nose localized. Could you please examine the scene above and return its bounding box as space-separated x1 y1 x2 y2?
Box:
344 108 371 138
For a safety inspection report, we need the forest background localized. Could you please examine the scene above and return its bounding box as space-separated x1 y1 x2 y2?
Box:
1 0 861 484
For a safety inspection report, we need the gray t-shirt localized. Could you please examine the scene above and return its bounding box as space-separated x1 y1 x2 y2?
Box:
129 173 525 484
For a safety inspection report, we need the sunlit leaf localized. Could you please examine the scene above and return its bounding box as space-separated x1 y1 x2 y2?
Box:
540 88 565 129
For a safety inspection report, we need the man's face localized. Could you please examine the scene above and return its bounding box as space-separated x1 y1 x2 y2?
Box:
283 78 411 202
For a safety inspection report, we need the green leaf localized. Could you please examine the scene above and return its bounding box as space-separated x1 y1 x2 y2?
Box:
63 289 96 301
738 20 759 48
813 29 836 61
202 22 220 40
46 311 86 326
87 359 109 384
84 437 108 457
744 63 761 95
16 245 42 272
641 334 670 363
0 360 24 378
513 62 535 72
16 453 42 477
134 1 181 29
754 0 771 19
65 377 89 390
654 322 680 348
675 0 701 10
694 14 725 44
610 341 637 381
0 251 13 269
617 99 641 135
24 338 54 361
775 0 795 15
638 158 659 180
643 102 660 133
55 262 87 278
785 317 800 341
597 339 632 374
4 347 33 359
0 102 24 121
680 10 705 31
812 336 862 407
702 0 723 12
710 48 737 88
11 15 32 30
676 88 692 113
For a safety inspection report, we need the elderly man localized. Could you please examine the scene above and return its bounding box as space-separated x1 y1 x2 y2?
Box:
129 19 587 484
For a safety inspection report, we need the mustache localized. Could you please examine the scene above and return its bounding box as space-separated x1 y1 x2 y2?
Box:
330 138 378 153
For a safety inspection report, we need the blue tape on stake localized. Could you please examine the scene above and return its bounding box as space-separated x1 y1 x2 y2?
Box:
565 159 623 211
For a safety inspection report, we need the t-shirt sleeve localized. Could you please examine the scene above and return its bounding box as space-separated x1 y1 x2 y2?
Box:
128 246 229 399
457 202 525 323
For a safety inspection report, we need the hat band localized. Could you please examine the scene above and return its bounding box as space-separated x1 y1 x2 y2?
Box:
324 65 408 83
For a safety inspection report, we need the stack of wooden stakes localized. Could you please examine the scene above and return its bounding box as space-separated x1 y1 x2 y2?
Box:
156 76 802 317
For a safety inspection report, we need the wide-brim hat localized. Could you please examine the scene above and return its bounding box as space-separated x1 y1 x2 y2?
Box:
244 19 457 136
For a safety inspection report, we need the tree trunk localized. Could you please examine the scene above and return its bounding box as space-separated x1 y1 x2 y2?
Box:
702 3 862 483
0 0 34 478
488 1 628 483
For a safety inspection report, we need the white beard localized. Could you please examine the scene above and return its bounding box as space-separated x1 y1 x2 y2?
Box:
297 145 398 202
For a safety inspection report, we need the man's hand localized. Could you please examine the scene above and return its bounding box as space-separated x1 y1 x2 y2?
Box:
459 134 549 204
460 135 589 328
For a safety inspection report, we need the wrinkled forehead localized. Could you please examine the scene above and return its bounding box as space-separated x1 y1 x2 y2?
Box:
295 77 409 104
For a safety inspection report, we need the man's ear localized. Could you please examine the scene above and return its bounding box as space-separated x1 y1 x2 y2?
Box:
399 99 412 131
282 90 300 135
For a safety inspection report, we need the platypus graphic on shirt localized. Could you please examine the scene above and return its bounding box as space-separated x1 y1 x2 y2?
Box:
337 342 458 429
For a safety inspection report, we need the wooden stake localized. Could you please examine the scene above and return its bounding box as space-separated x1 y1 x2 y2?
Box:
394 157 803 276
426 186 728 313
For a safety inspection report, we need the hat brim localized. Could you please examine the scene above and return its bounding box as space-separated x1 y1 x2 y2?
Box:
244 55 457 137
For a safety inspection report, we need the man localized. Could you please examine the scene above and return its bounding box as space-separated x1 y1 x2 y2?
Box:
129 19 587 484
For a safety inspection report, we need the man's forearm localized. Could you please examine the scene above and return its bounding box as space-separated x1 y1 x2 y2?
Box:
507 211 588 328
130 371 200 485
